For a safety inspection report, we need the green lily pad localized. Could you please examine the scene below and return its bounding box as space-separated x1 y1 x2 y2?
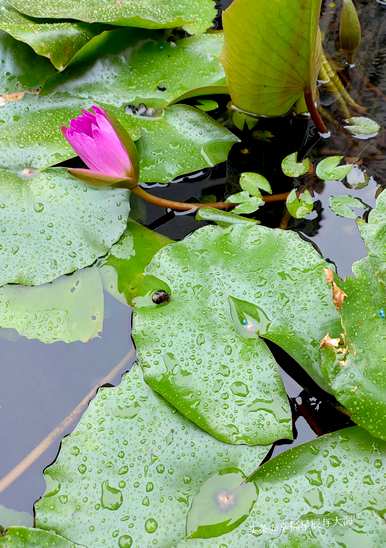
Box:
281 153 311 178
0 527 76 547
286 189 314 219
0 168 129 286
9 0 216 34
0 267 103 343
0 2 101 70
316 156 353 181
132 224 339 445
43 30 226 107
329 195 366 219
129 105 239 184
100 219 172 306
344 116 381 139
35 365 268 547
321 192 386 441
0 30 55 93
222 0 322 116
178 427 386 546
240 172 272 195
0 95 237 181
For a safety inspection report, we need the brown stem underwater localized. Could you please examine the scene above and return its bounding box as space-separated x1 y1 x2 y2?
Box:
131 186 289 212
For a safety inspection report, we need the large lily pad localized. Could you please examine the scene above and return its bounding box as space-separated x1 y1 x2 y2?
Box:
0 96 237 181
0 2 101 70
222 0 322 116
321 191 386 441
43 30 226 107
0 267 103 343
0 527 76 547
128 105 239 183
0 168 129 286
132 224 339 445
101 219 172 306
34 364 268 547
178 427 386 546
0 30 55 93
9 0 216 34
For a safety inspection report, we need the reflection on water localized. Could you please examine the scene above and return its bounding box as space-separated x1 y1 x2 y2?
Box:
0 293 134 513
1 0 385 521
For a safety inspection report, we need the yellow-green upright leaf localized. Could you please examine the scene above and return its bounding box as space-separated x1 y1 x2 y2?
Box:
222 0 323 116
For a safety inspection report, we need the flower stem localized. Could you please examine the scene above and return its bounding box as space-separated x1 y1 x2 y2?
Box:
304 88 329 135
131 186 289 212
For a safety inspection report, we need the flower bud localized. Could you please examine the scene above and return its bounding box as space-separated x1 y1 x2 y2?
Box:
62 105 139 188
339 0 362 58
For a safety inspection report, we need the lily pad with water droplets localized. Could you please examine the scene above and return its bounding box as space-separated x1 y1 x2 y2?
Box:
34 364 268 547
0 267 103 343
0 3 102 71
128 105 239 184
0 168 129 286
132 223 339 445
321 191 386 441
178 427 386 546
43 30 226 108
0 30 55 93
9 0 216 35
0 527 76 547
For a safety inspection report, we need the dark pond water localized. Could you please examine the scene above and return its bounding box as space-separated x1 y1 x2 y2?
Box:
0 0 385 520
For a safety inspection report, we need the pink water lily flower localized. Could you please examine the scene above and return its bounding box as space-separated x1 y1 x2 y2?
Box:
62 105 139 188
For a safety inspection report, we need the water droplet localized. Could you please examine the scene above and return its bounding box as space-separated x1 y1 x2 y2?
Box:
145 518 158 534
230 381 249 397
101 480 123 510
305 470 323 486
118 534 133 548
303 488 324 509
33 202 44 213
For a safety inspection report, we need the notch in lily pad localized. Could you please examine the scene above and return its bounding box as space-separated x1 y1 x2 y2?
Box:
240 172 272 195
229 296 271 339
286 189 314 219
186 469 257 539
344 116 380 139
281 152 312 178
316 156 353 181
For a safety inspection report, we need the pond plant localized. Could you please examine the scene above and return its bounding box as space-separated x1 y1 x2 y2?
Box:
0 0 385 546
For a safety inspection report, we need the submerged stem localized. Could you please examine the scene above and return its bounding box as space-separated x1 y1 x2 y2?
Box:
131 186 289 212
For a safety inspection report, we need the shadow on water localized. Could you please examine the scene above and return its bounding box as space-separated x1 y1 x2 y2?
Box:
0 0 385 517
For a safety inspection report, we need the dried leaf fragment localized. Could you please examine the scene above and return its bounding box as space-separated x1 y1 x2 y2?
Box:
324 268 347 310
